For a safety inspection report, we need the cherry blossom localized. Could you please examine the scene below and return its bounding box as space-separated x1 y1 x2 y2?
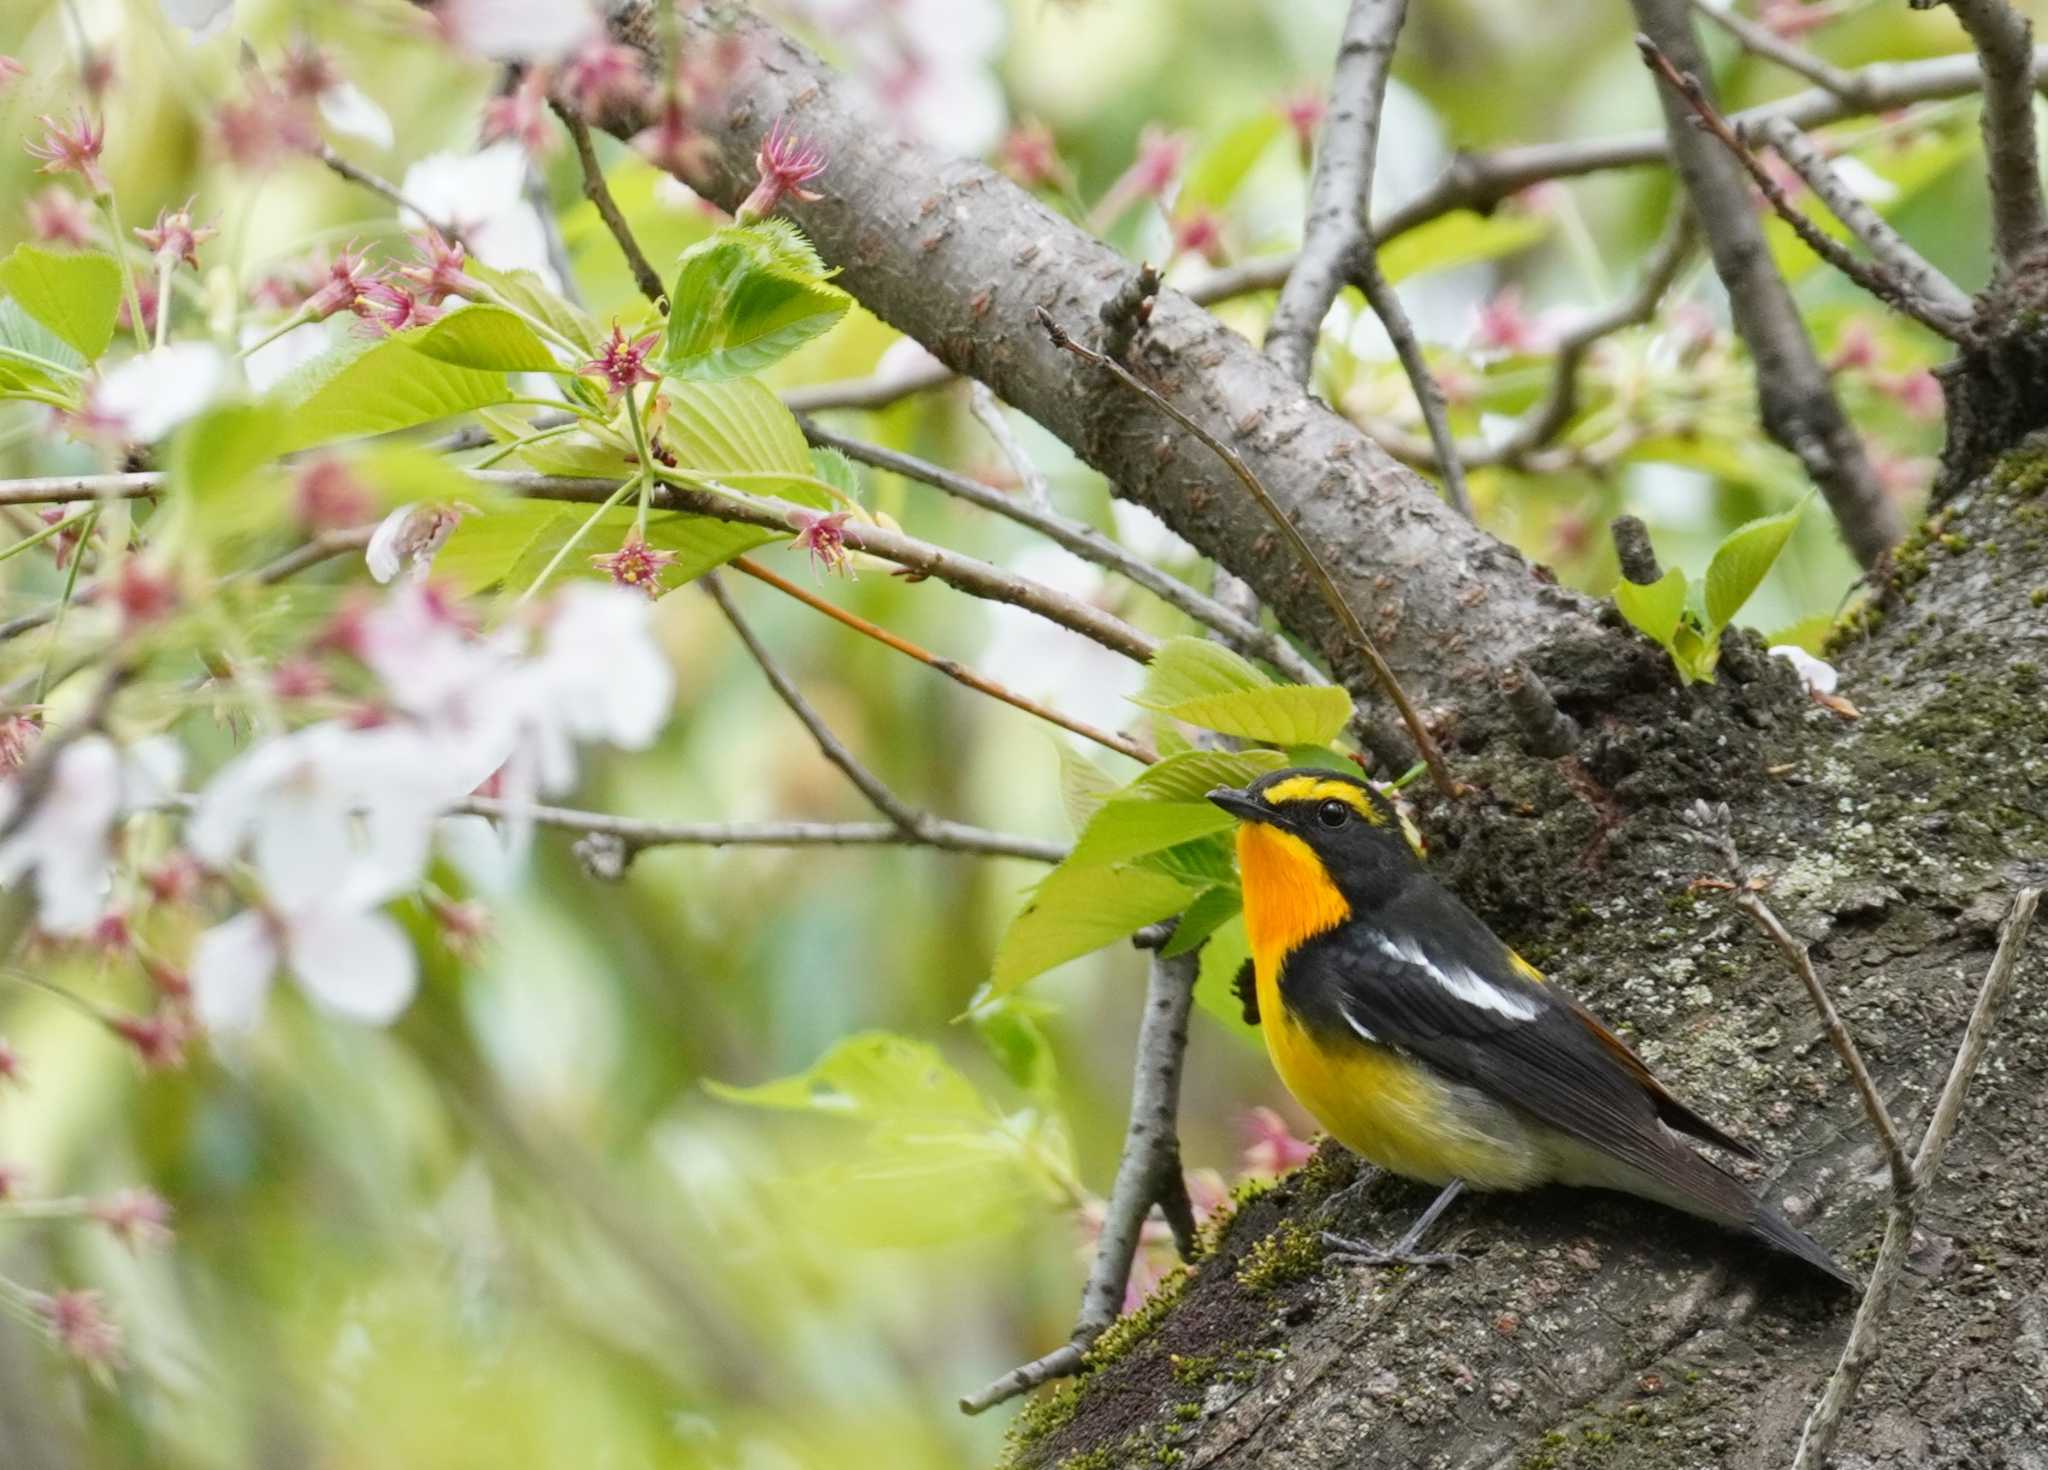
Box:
135 201 218 269
592 530 677 597
400 144 559 286
190 900 419 1032
583 323 660 396
788 509 855 578
366 503 466 583
0 735 183 937
25 111 109 195
436 0 598 62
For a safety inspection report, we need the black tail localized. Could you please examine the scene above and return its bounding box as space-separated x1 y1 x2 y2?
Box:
1748 1202 1857 1288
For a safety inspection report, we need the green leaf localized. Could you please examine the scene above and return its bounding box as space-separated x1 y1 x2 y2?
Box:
408 304 565 373
660 220 851 381
1119 748 1289 803
1057 745 1122 836
1176 113 1283 217
1763 613 1834 655
809 444 862 501
269 333 512 452
705 1032 989 1122
1670 620 1720 685
0 245 122 360
168 401 287 510
661 377 815 484
1140 833 1237 888
1161 884 1241 958
1132 638 1353 745
0 297 86 395
463 259 604 357
1614 567 1687 650
1379 212 1549 286
1192 913 1260 1045
990 865 1196 994
1704 503 1803 632
968 994 1062 1102
1069 800 1237 868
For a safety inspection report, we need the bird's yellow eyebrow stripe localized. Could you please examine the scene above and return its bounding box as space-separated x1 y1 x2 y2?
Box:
1260 776 1386 825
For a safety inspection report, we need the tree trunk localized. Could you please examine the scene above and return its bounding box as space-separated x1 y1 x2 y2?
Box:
610 10 2048 1464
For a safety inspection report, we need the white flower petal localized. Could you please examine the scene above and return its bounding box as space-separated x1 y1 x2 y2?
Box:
157 0 234 38
119 736 185 811
436 0 596 61
191 911 280 1033
365 505 416 583
1769 645 1840 696
93 344 228 442
287 907 418 1025
241 321 332 394
32 847 114 935
318 83 394 150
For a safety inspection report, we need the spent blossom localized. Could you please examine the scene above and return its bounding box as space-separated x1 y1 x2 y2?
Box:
25 111 109 195
788 510 856 578
135 200 218 270
354 279 439 336
998 119 1068 191
293 458 375 532
592 530 677 598
1282 88 1325 164
91 1188 174 1251
562 39 647 118
26 186 94 247
480 68 556 158
397 228 474 306
584 323 660 396
39 1289 123 1372
1092 126 1186 226
0 715 39 778
108 1008 192 1069
738 119 827 223
302 245 379 321
214 76 320 169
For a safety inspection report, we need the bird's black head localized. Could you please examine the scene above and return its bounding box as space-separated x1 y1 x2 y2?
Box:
1207 766 1417 906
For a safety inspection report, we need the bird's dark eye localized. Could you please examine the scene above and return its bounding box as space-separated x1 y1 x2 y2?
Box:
1316 799 1351 829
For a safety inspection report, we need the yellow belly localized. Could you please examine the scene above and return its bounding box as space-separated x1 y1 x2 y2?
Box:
1257 962 1550 1191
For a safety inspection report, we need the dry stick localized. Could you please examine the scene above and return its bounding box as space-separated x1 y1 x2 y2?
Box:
1640 40 1976 344
318 145 462 244
478 468 1162 663
800 422 1331 689
966 382 1053 515
1752 116 1976 330
461 795 1067 866
1915 0 2048 271
552 98 668 311
1035 309 1460 800
729 555 1157 766
0 473 157 506
960 947 1200 1415
1629 6 1899 571
1792 888 2041 1470
1688 0 1873 103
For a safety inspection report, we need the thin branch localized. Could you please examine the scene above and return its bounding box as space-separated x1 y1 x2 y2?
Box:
800 422 1331 688
1265 0 1408 385
1641 40 1977 342
1752 116 1974 326
1035 309 1460 800
475 468 1162 664
780 360 954 414
1916 0 2048 271
1689 0 1872 103
961 948 1200 1414
460 795 1068 865
318 145 462 243
248 525 374 584
730 556 1156 766
701 572 923 828
967 383 1053 515
1793 887 2041 1470
552 98 668 310
1353 251 1474 517
1630 8 1900 569
0 474 157 506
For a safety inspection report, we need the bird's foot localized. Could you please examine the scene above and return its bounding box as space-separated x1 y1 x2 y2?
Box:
1318 1231 1465 1269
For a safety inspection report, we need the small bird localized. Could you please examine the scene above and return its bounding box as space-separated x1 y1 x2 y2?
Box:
1207 767 1853 1285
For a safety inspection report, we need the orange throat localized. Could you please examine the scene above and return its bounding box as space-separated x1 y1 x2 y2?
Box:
1236 822 1351 984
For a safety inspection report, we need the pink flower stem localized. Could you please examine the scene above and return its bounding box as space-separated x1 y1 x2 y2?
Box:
517 471 641 606
622 390 655 533
238 304 318 358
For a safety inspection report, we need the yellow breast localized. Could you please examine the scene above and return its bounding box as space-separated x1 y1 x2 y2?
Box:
1236 822 1549 1191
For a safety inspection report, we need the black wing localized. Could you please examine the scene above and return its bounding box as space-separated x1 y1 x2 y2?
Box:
1283 870 1756 1185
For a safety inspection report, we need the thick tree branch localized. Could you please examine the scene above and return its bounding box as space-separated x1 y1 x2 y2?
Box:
1914 0 2048 272
600 2 1611 711
799 422 1331 688
961 947 1200 1414
1630 7 1900 568
1792 887 2041 1470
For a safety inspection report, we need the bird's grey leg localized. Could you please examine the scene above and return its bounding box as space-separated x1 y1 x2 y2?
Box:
1321 1178 1467 1267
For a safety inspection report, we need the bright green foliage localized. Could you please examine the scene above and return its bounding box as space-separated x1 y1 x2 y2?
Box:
0 244 122 360
408 303 566 373
269 330 514 452
0 298 85 398
1131 638 1353 745
990 863 1199 994
1615 502 1805 682
1378 210 1549 286
1174 113 1283 218
660 220 853 381
464 259 604 356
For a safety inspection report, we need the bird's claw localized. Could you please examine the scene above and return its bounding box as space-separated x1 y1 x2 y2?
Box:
1318 1230 1465 1269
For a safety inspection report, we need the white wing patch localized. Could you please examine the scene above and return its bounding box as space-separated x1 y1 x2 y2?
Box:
1337 996 1378 1044
1371 932 1540 1022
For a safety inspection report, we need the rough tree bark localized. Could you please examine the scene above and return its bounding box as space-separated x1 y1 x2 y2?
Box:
611 9 2048 1466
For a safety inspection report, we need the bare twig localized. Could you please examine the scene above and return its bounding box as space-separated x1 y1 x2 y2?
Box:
460 795 1068 866
967 383 1053 515
319 145 462 244
1641 40 1975 342
475 468 1162 664
552 98 668 310
800 422 1330 688
1630 9 1900 568
1036 309 1461 800
961 948 1200 1414
1353 251 1474 518
0 473 157 506
730 556 1157 766
1792 887 2041 1470
1752 117 1975 329
248 525 375 584
1265 0 1407 385
1914 0 2048 272
780 360 954 414
1689 0 1871 103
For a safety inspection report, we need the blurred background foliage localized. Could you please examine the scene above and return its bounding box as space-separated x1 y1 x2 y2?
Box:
0 0 1976 1464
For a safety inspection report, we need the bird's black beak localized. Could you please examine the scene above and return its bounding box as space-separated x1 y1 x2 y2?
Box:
1206 786 1267 822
